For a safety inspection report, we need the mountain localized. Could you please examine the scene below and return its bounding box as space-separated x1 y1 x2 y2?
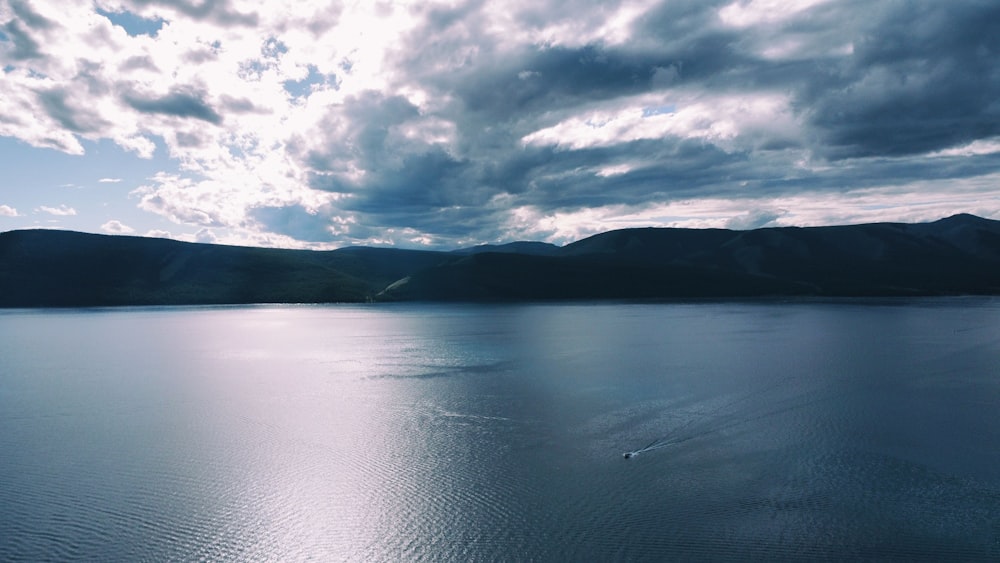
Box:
378 214 1000 300
452 241 562 256
2 214 999 307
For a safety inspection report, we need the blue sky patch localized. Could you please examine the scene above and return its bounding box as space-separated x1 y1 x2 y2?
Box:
283 65 335 99
96 8 165 38
642 105 676 117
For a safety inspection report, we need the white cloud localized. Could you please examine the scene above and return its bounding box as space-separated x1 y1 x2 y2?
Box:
501 173 1000 245
131 165 342 232
595 164 634 177
100 219 135 234
481 0 660 49
37 204 77 216
0 204 19 217
1 0 337 208
195 228 218 244
725 208 787 230
717 0 832 28
930 138 1000 158
98 177 123 183
522 93 799 153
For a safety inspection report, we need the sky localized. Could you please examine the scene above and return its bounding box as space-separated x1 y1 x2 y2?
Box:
1 0 1000 249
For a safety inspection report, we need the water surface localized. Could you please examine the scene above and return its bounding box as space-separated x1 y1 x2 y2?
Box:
1 300 998 560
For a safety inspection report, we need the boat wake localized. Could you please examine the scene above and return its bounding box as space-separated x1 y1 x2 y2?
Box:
622 376 826 460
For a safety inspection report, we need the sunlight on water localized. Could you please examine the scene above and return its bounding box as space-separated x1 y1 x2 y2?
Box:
1 300 998 561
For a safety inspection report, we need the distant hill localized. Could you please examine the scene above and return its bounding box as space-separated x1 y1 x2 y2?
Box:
452 241 562 256
0 231 443 306
2 214 1000 306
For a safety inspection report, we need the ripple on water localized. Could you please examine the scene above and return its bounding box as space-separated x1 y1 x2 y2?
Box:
3 302 1000 561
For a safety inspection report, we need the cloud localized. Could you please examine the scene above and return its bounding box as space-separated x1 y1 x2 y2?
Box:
249 204 344 243
99 177 123 183
0 0 51 60
123 90 223 124
126 0 259 27
1 18 43 60
725 1 1000 160
37 204 77 216
726 208 787 230
7 0 55 29
0 204 19 217
37 88 111 134
194 227 217 243
100 219 135 233
1 1 1000 248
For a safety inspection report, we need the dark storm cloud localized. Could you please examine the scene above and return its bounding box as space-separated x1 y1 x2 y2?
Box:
446 0 1000 161
304 93 419 177
279 1 1000 245
304 43 751 234
409 0 746 122
803 2 1000 158
124 90 222 124
305 93 483 211
325 1 760 235
448 45 662 118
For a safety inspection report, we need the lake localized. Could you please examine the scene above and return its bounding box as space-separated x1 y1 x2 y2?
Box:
1 300 998 561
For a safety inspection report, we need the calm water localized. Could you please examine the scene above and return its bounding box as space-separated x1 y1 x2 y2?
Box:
1 300 998 561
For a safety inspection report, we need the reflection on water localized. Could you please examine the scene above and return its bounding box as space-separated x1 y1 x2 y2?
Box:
1 300 999 561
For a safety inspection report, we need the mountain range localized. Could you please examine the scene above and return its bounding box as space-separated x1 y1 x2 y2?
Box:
2 213 999 307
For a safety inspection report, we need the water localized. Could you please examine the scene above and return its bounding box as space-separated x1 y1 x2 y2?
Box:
1 299 998 561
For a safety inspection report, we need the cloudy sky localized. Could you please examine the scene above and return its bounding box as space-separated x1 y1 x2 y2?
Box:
1 0 999 248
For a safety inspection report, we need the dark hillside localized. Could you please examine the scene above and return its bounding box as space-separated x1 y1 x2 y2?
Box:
0 231 371 306
452 241 561 256
382 214 1000 300
377 252 813 301
3 214 1000 306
